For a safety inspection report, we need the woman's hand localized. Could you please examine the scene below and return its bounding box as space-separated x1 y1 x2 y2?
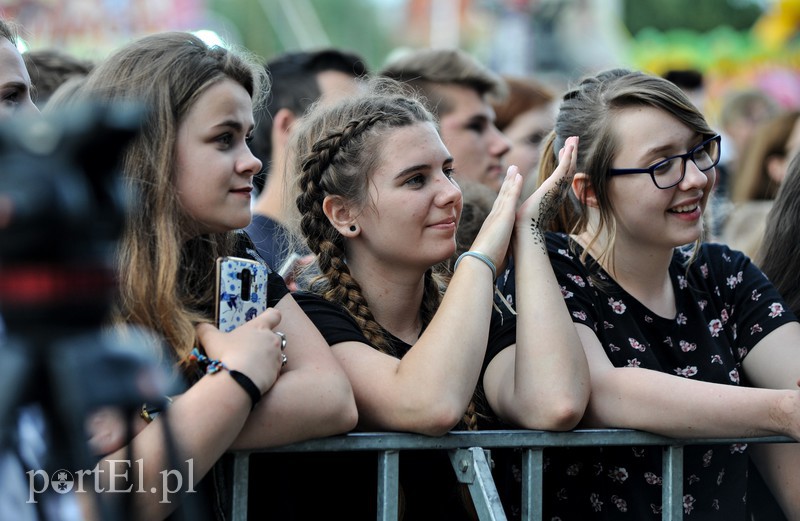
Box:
86 406 138 457
515 135 578 253
467 166 524 274
195 308 284 394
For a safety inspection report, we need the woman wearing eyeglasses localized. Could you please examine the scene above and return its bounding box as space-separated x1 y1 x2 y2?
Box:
494 68 800 520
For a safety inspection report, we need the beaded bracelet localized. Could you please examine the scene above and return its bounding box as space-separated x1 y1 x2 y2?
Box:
453 250 497 280
190 348 261 410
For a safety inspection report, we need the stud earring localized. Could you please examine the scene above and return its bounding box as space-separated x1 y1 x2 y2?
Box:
349 225 357 232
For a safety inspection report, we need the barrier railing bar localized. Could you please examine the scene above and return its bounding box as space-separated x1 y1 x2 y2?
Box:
241 430 790 452
377 450 399 521
449 448 507 520
228 430 794 521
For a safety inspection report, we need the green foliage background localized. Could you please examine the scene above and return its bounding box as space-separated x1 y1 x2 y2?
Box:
624 0 763 35
207 0 785 77
208 0 395 69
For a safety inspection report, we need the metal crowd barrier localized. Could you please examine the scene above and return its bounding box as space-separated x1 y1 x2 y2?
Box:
228 429 793 521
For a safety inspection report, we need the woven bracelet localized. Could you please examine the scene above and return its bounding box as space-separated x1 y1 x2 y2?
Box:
190 348 261 410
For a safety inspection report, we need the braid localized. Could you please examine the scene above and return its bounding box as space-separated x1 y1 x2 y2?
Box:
291 79 488 449
297 114 387 255
464 401 480 431
419 268 443 326
291 79 443 357
323 250 395 355
296 107 402 355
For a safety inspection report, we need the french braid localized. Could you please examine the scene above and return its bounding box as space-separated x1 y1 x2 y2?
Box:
292 79 479 428
297 111 398 353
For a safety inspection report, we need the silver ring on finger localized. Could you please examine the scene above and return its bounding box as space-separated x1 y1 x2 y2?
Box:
281 352 288 367
275 331 287 351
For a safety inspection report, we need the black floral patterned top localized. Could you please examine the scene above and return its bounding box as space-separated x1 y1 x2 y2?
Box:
493 232 797 520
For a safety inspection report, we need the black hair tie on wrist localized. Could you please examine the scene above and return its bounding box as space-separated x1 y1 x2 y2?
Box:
229 370 261 410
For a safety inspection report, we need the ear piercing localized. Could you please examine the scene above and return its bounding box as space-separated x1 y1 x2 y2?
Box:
349 225 357 232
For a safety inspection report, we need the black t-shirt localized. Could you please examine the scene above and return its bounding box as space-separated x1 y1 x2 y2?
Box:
248 290 516 521
294 290 516 413
493 232 798 520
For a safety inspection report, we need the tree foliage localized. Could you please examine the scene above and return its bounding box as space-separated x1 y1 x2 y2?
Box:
624 0 763 35
207 0 394 70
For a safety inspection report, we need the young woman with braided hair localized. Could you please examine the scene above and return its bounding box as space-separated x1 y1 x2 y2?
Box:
249 79 589 520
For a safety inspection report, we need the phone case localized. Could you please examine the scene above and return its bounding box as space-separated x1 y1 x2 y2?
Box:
215 256 268 333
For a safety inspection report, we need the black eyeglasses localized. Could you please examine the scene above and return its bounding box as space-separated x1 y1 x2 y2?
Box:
608 134 721 189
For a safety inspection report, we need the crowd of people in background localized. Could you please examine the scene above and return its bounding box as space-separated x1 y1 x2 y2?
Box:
3 12 800 521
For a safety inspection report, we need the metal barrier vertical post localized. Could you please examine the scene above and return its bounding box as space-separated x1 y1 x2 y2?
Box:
231 453 249 521
377 450 400 521
662 445 684 520
521 448 544 521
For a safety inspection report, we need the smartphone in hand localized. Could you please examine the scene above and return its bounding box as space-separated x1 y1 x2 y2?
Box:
215 256 269 332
